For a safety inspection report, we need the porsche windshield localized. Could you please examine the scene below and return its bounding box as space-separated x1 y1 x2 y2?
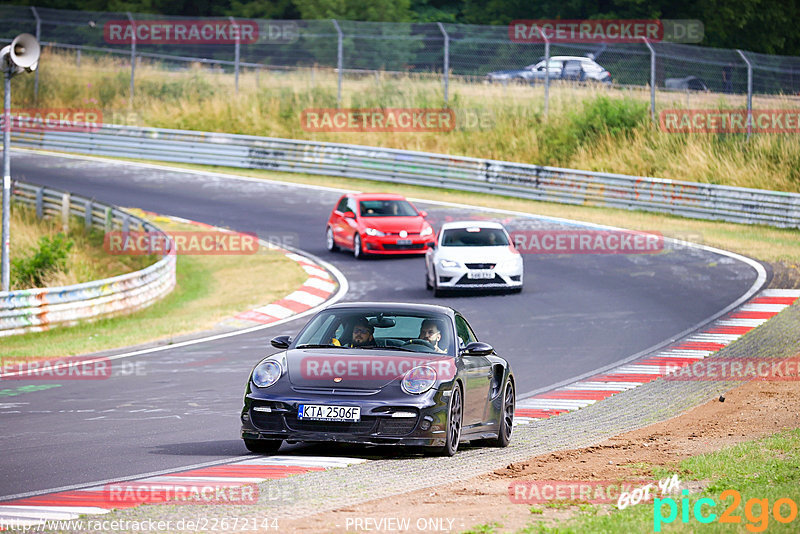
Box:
441 227 509 247
359 200 418 217
293 310 455 355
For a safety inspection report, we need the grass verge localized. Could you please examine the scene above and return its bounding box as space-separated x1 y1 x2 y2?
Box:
499 428 800 533
10 49 800 192
1 214 308 361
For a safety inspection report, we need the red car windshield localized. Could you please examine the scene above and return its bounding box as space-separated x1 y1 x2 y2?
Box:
359 200 418 217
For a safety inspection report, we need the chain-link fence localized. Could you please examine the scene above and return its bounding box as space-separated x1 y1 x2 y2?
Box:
3 5 800 122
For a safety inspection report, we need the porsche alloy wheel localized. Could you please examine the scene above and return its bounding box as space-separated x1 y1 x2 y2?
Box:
438 384 462 456
492 379 514 447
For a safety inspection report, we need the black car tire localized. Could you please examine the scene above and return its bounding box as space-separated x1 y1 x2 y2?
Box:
243 438 282 454
435 384 463 456
326 226 338 252
491 379 515 447
425 267 432 290
353 234 365 259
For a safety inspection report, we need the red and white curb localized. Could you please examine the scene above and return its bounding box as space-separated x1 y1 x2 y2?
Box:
234 252 337 326
0 456 365 528
138 211 340 328
513 289 800 426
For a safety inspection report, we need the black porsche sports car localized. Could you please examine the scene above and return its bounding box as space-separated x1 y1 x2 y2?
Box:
240 302 515 456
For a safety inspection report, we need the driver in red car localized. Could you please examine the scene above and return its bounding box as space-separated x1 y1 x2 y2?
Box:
419 319 447 353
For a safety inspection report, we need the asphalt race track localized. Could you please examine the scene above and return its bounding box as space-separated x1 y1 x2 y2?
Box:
0 151 763 500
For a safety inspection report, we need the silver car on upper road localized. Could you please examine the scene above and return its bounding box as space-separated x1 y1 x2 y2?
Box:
425 222 523 296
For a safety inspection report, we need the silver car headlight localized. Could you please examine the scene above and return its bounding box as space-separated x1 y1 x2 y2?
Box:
364 227 385 237
420 225 433 237
439 259 460 268
402 365 437 395
252 359 283 388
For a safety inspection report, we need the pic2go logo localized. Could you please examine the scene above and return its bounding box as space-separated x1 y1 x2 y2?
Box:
654 489 798 532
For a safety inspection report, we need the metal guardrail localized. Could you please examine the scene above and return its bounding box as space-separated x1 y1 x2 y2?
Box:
7 123 800 228
0 181 176 337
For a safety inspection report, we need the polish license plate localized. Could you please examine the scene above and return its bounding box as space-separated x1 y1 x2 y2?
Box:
298 404 361 422
396 239 412 245
468 270 494 279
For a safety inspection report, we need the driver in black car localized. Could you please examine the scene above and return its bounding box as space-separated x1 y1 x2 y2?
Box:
419 319 447 353
349 318 376 347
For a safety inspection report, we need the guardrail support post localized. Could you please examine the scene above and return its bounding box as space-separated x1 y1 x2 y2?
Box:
737 49 753 140
229 16 240 93
61 193 70 233
105 207 113 231
437 22 449 105
332 19 343 107
30 7 41 102
35 187 43 219
126 12 136 108
84 200 93 230
641 38 656 122
122 215 130 233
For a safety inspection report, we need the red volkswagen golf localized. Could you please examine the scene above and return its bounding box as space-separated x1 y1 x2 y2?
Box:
326 193 435 258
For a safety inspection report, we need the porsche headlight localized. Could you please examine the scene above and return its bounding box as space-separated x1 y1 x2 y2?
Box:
401 365 437 395
420 225 433 237
439 259 460 268
252 359 282 388
364 227 385 237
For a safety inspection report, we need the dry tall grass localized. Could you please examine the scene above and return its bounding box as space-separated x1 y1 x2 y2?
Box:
10 203 155 290
9 49 800 192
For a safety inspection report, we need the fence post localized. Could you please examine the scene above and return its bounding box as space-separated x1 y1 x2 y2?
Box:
737 49 753 140
229 16 240 93
543 33 550 118
30 6 41 102
126 12 136 107
76 48 81 68
437 22 449 105
332 19 343 107
641 38 656 122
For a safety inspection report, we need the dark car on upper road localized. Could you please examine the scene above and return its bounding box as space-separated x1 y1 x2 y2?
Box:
240 302 515 456
326 193 435 258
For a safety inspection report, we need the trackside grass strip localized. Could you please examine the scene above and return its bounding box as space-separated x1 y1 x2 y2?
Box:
10 49 800 193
